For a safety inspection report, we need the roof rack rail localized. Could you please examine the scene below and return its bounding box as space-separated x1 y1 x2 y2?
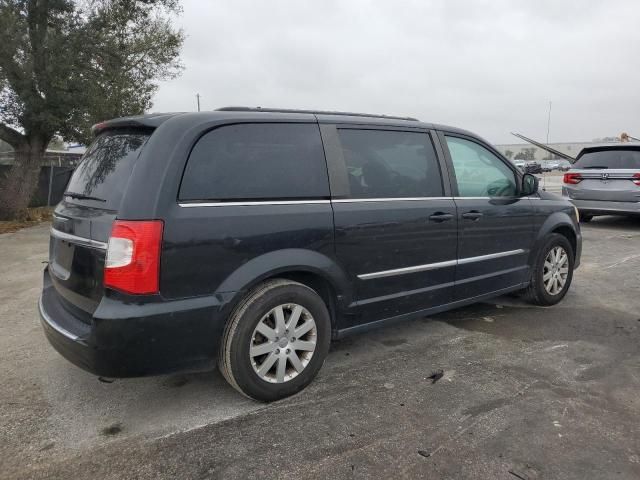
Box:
216 106 419 122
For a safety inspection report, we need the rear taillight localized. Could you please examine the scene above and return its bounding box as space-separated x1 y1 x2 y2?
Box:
563 172 582 184
104 220 163 295
633 173 640 186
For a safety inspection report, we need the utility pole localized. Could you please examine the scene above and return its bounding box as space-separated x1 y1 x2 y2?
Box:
540 100 553 192
546 101 552 144
196 93 201 112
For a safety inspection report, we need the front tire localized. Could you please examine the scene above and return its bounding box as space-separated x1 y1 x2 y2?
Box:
219 279 331 402
523 233 574 306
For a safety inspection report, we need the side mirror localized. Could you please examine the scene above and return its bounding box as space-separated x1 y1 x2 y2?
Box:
521 173 539 196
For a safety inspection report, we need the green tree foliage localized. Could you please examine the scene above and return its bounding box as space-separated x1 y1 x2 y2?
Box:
0 0 183 219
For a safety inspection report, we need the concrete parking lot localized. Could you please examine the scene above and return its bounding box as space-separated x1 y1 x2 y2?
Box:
1 216 639 479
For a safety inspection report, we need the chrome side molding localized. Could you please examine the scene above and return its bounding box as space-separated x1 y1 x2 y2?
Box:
333 197 453 203
358 249 526 280
358 259 458 280
179 196 536 207
457 249 527 265
179 200 331 207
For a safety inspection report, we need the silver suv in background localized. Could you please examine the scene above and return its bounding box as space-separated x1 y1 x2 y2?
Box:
562 145 640 222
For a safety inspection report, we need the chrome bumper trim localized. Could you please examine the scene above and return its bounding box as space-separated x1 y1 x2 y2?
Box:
50 228 107 250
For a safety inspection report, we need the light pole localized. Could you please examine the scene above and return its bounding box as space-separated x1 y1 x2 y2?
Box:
541 101 552 192
196 93 201 112
546 101 552 145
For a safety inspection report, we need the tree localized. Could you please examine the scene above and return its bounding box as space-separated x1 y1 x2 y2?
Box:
504 149 513 159
514 148 536 161
0 0 183 219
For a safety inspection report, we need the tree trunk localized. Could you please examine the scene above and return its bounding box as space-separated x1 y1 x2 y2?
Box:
0 137 48 220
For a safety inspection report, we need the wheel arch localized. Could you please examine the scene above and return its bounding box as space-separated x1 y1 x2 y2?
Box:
215 249 352 329
550 225 577 258
528 211 578 268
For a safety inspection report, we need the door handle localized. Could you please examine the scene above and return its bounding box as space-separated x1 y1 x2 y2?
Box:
428 212 454 223
462 211 483 220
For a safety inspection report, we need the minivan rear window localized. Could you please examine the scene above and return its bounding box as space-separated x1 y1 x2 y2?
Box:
575 149 640 169
179 123 329 201
65 130 150 209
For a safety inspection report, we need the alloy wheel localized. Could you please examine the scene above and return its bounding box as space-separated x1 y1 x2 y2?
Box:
543 246 569 295
250 304 317 383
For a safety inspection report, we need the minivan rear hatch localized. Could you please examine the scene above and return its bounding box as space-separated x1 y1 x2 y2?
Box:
49 129 151 317
568 147 640 202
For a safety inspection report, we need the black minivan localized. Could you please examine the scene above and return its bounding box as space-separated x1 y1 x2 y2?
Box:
40 107 582 401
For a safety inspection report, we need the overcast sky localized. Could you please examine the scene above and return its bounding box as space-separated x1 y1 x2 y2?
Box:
152 0 640 144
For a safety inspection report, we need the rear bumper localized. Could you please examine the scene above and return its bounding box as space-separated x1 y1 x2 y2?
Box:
39 268 234 377
568 198 640 216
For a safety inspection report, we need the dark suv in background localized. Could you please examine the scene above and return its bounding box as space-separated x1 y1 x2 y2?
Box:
40 107 581 401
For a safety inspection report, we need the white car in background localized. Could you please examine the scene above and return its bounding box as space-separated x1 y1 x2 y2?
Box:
513 159 526 171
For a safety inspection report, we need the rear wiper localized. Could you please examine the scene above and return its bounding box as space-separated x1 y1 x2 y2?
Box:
581 166 609 169
64 191 106 202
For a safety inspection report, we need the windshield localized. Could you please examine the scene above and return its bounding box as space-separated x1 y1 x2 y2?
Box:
575 149 640 169
65 130 150 209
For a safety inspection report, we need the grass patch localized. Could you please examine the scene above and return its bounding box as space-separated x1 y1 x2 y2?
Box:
0 207 53 234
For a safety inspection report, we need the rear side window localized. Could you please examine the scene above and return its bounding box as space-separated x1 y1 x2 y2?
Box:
179 124 329 201
65 131 149 209
337 129 443 198
575 149 640 169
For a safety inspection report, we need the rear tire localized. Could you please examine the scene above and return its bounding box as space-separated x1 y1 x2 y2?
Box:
523 233 574 306
219 279 331 402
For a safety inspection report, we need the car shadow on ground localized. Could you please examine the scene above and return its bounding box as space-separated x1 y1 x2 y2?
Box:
581 215 640 231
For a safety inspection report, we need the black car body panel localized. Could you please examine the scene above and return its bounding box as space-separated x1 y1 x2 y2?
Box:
528 190 582 269
40 109 582 377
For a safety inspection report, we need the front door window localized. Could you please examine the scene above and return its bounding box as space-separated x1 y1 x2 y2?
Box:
445 136 517 197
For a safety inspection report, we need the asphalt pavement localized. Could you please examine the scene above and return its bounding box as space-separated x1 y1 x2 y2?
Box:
1 215 639 479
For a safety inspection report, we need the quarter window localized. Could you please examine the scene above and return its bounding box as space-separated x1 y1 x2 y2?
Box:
445 136 517 197
337 129 443 198
179 124 329 201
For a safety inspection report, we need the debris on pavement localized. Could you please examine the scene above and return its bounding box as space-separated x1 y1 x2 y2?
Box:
427 369 444 384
